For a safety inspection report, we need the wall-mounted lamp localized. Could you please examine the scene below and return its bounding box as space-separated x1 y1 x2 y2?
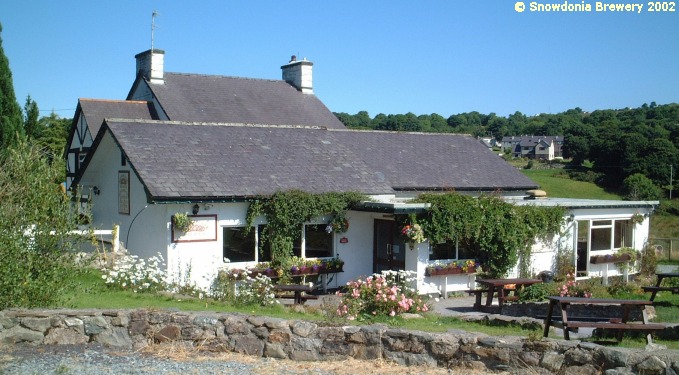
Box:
192 204 200 215
92 186 100 195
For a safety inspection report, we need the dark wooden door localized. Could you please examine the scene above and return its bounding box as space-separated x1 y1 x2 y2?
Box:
373 219 406 273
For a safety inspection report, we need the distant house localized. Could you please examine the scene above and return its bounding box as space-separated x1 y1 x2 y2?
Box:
501 135 564 160
70 50 656 295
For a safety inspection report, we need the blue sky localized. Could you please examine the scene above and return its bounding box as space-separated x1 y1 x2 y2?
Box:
1 1 678 119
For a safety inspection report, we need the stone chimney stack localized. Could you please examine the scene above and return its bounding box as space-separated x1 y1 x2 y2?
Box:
135 49 165 84
281 55 313 94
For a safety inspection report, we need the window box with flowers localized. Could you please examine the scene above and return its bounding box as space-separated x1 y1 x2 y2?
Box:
245 256 344 279
589 253 633 264
425 259 480 277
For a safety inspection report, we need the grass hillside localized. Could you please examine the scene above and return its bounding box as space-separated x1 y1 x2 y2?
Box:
520 168 621 200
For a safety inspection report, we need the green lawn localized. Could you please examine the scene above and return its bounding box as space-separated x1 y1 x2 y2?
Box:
521 169 621 200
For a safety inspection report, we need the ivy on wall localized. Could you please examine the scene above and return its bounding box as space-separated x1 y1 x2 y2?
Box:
245 190 367 267
410 193 566 278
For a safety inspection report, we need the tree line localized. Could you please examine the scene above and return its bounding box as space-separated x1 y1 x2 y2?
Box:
334 103 679 196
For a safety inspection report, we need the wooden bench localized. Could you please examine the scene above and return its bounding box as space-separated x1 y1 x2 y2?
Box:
499 295 519 303
466 289 519 310
554 320 666 341
466 289 489 310
274 284 317 305
543 296 665 344
642 286 679 302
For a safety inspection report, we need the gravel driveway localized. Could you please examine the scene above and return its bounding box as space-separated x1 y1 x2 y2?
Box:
0 342 502 375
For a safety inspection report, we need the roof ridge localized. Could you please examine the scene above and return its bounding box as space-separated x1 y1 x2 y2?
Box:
328 128 473 137
79 98 151 105
105 118 328 130
164 72 284 84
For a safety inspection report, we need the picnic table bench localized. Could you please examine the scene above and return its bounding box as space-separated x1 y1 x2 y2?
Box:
471 278 542 310
273 284 318 305
643 273 679 301
543 296 665 344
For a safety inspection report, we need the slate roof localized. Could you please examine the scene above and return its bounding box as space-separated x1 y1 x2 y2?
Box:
79 121 537 201
96 120 393 201
138 73 346 129
78 99 158 138
330 130 538 191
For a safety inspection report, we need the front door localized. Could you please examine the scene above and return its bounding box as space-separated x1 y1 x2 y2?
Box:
576 220 589 277
373 219 406 273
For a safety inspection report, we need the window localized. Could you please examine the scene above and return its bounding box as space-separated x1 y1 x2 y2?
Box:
78 151 87 168
430 239 474 261
225 223 333 263
223 227 256 263
614 220 633 248
303 224 333 258
590 220 612 251
587 219 633 252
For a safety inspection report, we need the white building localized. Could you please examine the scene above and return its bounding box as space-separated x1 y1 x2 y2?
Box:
69 50 656 295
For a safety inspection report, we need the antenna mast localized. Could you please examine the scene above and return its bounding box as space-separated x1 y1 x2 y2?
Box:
151 10 159 51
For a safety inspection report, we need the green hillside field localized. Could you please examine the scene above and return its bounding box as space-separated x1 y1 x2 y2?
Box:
521 168 621 200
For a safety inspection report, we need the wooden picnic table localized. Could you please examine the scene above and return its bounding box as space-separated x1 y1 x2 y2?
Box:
475 278 543 308
643 273 679 301
543 296 665 344
273 284 316 305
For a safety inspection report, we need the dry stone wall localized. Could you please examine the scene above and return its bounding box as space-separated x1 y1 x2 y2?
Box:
1 308 678 374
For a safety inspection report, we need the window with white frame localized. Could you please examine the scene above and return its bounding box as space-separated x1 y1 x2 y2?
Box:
588 219 633 252
429 239 474 261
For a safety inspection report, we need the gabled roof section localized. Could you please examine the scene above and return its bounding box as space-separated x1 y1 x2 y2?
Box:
139 73 346 129
78 99 159 137
93 120 392 201
330 130 539 192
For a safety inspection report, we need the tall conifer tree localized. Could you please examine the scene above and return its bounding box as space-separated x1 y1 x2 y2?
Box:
0 22 24 148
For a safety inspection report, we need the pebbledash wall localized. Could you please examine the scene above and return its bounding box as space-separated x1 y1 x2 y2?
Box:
1 307 678 374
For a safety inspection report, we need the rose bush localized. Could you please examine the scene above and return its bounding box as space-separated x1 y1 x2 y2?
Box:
336 270 429 320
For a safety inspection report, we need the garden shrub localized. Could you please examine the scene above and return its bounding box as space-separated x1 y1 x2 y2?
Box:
233 274 279 306
336 270 429 321
558 274 594 298
640 242 658 277
0 143 87 309
210 269 278 306
607 277 642 297
519 282 559 302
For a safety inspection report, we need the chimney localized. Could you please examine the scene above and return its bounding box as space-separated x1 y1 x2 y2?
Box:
281 55 313 94
135 49 165 84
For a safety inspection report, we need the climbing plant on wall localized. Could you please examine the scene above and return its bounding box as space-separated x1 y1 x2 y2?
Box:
245 190 367 267
411 193 566 278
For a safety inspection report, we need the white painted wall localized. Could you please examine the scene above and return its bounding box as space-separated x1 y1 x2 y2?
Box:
507 206 654 280
128 81 169 120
